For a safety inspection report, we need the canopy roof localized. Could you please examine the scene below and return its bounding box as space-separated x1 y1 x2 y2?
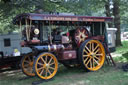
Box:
13 13 113 25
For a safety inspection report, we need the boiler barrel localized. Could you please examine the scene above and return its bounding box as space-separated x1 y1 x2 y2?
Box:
33 44 65 52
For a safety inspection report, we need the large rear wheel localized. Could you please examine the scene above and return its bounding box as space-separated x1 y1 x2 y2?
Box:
79 39 105 71
21 53 35 76
34 52 58 80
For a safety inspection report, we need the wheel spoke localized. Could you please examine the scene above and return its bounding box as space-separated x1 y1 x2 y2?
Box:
90 58 92 68
90 42 91 51
48 57 53 64
49 62 55 66
93 44 99 52
24 64 29 68
83 49 89 54
37 67 44 71
45 55 48 63
45 69 48 77
49 67 55 70
93 57 95 68
83 55 89 57
85 46 91 53
86 58 91 66
24 60 30 64
94 58 100 65
30 67 33 73
76 35 80 38
84 57 89 63
37 62 44 66
94 48 100 54
26 66 32 72
47 69 52 75
95 54 103 56
92 43 94 51
94 56 100 61
40 69 44 75
40 57 46 64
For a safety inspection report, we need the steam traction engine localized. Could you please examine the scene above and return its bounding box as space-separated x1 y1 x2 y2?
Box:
13 13 112 80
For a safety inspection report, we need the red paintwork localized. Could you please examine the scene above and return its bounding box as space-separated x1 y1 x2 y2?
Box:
20 40 40 46
89 35 104 42
58 50 76 60
13 13 113 24
30 40 40 44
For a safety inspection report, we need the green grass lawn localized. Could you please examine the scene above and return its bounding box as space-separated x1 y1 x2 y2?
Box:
113 41 128 62
0 41 128 85
0 65 128 85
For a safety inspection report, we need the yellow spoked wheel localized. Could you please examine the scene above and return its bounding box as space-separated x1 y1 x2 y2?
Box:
79 39 105 71
34 52 58 80
21 53 35 76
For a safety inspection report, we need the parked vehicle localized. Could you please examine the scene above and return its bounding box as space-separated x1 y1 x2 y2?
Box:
0 33 31 68
13 13 112 80
107 28 117 52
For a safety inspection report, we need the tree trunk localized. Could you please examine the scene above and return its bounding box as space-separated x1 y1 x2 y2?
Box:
104 0 113 27
113 0 122 46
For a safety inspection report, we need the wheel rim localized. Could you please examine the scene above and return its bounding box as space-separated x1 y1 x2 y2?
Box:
82 40 105 71
22 53 35 76
35 53 58 80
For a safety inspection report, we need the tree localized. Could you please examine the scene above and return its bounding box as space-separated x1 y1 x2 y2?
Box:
104 0 113 27
0 0 127 47
113 0 122 46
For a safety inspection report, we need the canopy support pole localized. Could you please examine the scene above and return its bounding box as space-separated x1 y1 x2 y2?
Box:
25 19 29 41
49 21 52 44
100 22 102 35
92 23 94 36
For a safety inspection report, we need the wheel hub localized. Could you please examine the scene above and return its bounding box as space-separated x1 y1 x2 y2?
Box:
46 64 49 68
88 52 95 58
90 53 95 57
44 63 49 68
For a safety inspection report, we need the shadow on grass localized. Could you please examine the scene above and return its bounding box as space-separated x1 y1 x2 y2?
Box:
0 67 19 73
0 64 116 85
56 65 88 77
32 78 54 85
122 52 128 60
32 66 88 85
113 51 128 63
18 76 34 81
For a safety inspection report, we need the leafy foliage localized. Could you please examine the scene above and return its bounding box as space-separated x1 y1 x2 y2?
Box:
0 0 128 35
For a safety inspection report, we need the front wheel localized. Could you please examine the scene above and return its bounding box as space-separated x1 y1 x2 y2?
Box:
34 52 58 80
21 53 35 76
79 39 105 71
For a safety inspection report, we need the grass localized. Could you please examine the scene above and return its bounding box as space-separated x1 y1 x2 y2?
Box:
0 41 128 85
115 41 128 54
113 41 128 62
0 65 128 85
